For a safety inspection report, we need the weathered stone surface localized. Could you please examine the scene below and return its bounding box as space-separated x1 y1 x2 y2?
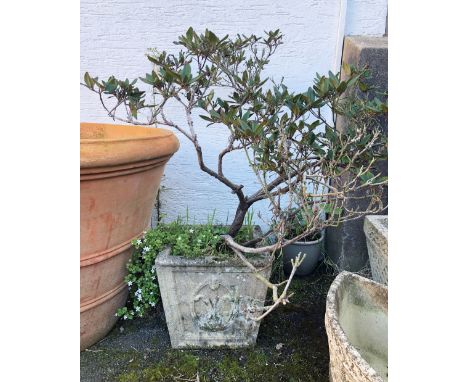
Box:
325 272 388 382
364 215 388 285
326 35 388 272
155 248 273 348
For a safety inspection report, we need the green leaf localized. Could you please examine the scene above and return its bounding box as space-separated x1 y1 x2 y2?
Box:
242 71 248 84
181 63 191 81
239 119 250 131
104 80 117 93
187 27 194 40
333 207 343 216
358 81 369 92
199 115 213 122
308 120 321 130
360 171 374 183
323 204 333 214
342 62 351 76
209 110 221 119
336 81 347 93
129 103 138 118
84 72 94 89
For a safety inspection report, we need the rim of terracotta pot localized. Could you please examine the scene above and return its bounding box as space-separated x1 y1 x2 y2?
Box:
80 122 179 168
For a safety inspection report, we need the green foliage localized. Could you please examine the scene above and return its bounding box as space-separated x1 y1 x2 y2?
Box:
116 212 256 320
83 27 388 246
284 208 322 241
83 28 387 182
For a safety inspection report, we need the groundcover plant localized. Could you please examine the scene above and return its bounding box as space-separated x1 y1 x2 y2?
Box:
83 28 387 319
116 212 257 320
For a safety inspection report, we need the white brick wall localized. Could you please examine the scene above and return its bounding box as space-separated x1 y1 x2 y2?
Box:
80 0 387 228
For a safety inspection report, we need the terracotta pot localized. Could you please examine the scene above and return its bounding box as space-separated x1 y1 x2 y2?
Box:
80 122 179 350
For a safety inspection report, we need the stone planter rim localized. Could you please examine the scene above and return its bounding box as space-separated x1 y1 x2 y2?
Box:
155 246 273 269
326 271 388 381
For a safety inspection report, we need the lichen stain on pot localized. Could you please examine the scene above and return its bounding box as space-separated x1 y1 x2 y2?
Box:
80 122 179 351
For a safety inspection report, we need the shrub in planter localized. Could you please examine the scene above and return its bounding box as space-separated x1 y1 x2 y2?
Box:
83 28 388 347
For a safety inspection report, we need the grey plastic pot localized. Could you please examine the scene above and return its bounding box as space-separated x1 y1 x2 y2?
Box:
282 232 324 276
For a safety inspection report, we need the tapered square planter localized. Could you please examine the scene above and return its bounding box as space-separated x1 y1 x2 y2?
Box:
363 215 388 285
155 247 273 348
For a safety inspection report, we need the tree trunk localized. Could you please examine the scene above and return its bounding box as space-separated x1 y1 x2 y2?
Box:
227 202 250 238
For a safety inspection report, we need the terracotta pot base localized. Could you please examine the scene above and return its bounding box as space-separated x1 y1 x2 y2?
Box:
80 282 128 350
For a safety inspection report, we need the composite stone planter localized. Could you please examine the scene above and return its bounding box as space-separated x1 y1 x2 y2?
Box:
364 215 388 285
80 122 179 350
155 247 273 348
282 231 324 276
325 271 388 382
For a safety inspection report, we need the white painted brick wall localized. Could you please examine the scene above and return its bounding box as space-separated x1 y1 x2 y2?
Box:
81 0 387 228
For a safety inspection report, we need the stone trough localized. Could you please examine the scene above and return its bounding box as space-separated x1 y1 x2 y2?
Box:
325 271 388 382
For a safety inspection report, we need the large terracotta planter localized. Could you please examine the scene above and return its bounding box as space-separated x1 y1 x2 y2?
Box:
80 122 179 350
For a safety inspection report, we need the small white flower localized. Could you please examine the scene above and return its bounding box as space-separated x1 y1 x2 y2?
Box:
127 281 133 286
150 302 156 307
143 231 147 235
137 295 142 301
197 239 202 243
143 246 150 253
136 239 142 245
177 236 182 240
152 275 156 280
135 306 140 312
189 229 194 234
135 288 142 296
124 315 128 320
